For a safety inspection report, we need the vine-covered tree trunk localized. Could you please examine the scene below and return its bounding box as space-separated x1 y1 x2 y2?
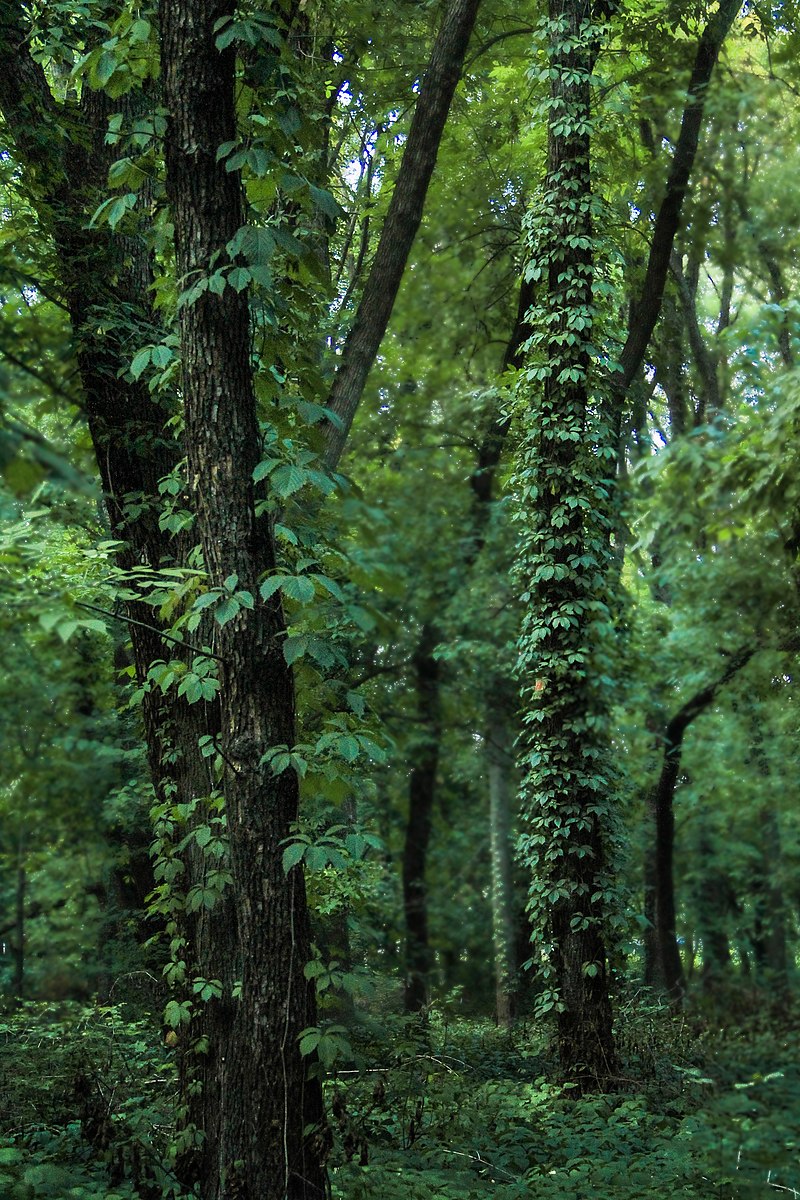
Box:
158 3 326 1196
512 0 618 1090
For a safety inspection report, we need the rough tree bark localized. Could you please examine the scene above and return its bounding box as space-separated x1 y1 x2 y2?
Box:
0 0 490 1182
0 1 327 1193
158 3 326 1196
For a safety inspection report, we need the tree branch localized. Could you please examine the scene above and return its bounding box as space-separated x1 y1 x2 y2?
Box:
1 410 98 493
670 250 723 421
76 602 229 664
468 275 535 510
617 0 741 392
323 0 482 470
664 642 758 753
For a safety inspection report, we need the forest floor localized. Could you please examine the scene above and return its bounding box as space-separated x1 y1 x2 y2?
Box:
0 992 798 1199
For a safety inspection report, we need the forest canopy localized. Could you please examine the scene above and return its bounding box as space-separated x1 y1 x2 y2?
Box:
0 0 799 1197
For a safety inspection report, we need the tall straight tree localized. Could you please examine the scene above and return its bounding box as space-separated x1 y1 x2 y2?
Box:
511 0 741 1084
157 3 327 1196
512 0 619 1089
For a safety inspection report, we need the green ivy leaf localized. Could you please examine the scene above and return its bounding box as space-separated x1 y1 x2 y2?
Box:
271 463 307 497
214 597 240 627
282 842 306 872
280 575 315 604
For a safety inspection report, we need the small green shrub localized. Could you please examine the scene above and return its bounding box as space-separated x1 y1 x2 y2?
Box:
0 999 185 1199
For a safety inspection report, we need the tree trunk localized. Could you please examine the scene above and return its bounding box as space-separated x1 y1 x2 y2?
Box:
642 645 756 1003
696 827 732 991
751 809 789 988
513 0 618 1091
745 710 789 993
13 853 25 1002
537 0 618 1088
616 0 744 390
158 4 326 1196
643 758 686 1002
396 275 535 1016
402 623 442 1012
486 716 517 1027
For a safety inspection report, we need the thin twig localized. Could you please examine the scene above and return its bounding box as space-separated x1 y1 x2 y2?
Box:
76 601 228 663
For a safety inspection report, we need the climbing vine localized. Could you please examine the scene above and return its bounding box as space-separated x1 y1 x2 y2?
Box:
509 2 622 1087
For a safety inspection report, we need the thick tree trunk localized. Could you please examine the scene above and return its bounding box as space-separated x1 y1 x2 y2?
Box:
158 4 326 1197
402 623 442 1012
539 9 616 1087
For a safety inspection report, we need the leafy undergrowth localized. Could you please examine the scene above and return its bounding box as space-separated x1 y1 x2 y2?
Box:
1 994 799 1198
0 999 180 1199
329 1001 800 1200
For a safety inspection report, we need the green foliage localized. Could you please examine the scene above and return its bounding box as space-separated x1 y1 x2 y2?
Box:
0 1003 796 1200
325 1009 800 1199
1 0 800 1190
2 1001 799 1199
0 1001 188 1199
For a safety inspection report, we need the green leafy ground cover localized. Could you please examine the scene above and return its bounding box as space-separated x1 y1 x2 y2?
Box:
1 999 798 1199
